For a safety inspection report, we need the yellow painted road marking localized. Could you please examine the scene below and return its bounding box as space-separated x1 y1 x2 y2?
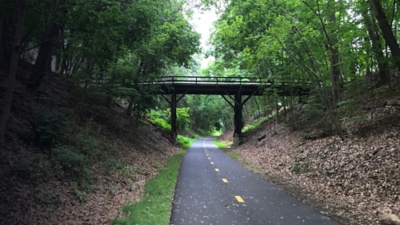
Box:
215 168 220 172
222 178 228 183
235 195 245 203
211 162 214 165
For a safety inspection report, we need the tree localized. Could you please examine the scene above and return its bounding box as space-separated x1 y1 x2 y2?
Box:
369 0 400 75
0 0 27 143
360 2 389 85
209 0 391 137
27 0 68 90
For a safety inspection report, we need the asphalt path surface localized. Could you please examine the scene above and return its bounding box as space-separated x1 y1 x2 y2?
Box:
170 137 342 225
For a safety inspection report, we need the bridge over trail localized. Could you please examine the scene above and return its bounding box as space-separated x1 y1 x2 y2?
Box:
142 76 310 144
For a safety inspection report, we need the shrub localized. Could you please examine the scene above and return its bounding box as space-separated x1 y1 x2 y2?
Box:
177 135 195 149
33 106 68 150
243 114 273 133
292 162 309 174
17 153 52 180
51 146 91 180
69 130 101 159
152 118 171 131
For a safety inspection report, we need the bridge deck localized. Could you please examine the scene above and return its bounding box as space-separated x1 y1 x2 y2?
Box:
144 76 309 96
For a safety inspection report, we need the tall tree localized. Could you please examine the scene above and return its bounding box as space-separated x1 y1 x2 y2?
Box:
369 0 400 73
360 3 389 84
27 0 67 90
0 0 27 143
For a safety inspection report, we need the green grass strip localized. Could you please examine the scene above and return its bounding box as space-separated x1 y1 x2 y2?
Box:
111 150 185 225
212 137 232 149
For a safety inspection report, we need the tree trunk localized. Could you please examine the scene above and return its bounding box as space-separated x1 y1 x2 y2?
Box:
126 99 134 116
0 0 27 143
27 0 67 90
283 96 287 121
307 0 344 138
0 19 4 73
328 11 341 104
362 6 390 85
275 97 280 124
369 0 400 72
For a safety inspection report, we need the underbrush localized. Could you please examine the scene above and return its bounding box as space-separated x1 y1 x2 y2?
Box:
14 99 132 198
242 115 274 133
177 135 197 149
287 80 400 139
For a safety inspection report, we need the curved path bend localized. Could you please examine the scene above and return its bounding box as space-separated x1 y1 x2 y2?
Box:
170 137 341 225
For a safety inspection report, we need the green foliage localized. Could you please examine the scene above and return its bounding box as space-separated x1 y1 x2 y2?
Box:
177 135 196 149
75 190 89 203
243 114 274 133
300 98 325 123
17 153 52 180
111 150 185 225
146 109 171 131
184 95 233 133
33 107 69 150
4 0 201 116
23 102 112 187
147 108 192 132
153 118 172 131
176 107 191 131
292 161 309 174
227 152 241 160
51 146 91 180
208 0 400 136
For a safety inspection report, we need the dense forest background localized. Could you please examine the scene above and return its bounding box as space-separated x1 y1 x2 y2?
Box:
1 0 400 139
0 0 400 224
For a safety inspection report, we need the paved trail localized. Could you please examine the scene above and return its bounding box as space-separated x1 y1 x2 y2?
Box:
170 137 341 225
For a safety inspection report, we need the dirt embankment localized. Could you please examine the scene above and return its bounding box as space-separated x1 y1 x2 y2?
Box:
1 120 179 225
1 116 179 225
0 78 180 225
231 105 400 225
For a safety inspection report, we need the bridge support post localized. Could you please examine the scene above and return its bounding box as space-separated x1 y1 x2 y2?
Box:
171 93 177 145
162 92 185 145
233 92 243 146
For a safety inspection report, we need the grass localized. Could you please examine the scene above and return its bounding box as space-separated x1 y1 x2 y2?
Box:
212 138 232 149
242 114 274 133
111 150 186 225
226 152 241 160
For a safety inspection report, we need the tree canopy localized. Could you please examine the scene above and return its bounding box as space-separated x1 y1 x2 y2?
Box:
207 0 400 137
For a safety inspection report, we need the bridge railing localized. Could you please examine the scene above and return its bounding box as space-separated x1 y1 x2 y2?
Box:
150 76 272 85
89 76 311 88
149 76 312 87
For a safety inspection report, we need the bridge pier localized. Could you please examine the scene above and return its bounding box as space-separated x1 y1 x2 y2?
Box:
233 93 243 145
171 93 177 145
222 91 255 145
162 92 185 145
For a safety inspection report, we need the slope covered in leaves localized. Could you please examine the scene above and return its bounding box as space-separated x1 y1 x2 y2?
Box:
0 77 179 225
232 94 400 225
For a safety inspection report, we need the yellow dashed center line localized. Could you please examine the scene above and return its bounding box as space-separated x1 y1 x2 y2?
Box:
222 178 228 183
235 195 245 203
215 168 220 172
